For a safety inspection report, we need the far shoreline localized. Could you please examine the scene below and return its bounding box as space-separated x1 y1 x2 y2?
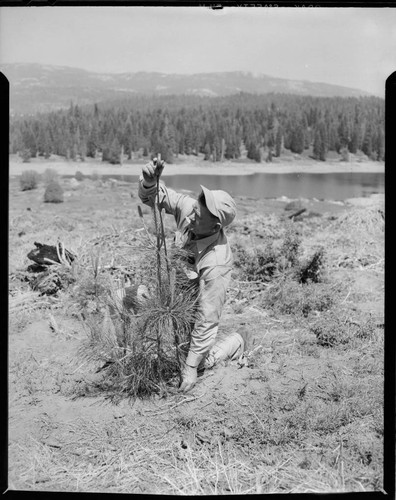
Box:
9 157 385 178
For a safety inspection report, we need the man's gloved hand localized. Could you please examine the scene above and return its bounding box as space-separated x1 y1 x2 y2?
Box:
179 364 197 393
142 158 165 187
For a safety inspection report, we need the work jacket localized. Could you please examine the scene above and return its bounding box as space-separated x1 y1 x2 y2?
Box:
138 177 235 367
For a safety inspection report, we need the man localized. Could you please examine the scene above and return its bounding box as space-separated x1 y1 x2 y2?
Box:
139 158 245 392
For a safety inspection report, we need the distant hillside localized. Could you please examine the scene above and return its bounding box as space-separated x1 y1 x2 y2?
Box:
1 63 373 116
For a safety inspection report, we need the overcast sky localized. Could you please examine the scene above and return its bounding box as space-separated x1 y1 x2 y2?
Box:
0 6 394 96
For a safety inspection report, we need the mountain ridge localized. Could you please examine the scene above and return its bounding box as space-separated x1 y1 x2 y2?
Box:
1 63 375 116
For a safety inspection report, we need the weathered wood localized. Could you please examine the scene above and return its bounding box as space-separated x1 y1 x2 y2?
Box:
27 263 47 273
27 242 75 266
288 208 307 220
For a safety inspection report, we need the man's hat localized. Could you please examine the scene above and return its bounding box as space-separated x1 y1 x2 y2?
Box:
200 185 236 228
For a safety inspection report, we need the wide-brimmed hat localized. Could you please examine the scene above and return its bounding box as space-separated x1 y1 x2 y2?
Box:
200 185 236 228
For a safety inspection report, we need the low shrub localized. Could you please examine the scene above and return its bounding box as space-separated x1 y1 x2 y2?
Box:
340 146 350 162
284 199 305 212
296 247 325 284
20 148 32 163
75 170 84 181
44 180 64 203
42 168 59 185
233 224 302 282
19 170 39 191
279 223 301 268
233 241 280 282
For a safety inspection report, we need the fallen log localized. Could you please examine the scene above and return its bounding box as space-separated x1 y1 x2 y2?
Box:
288 208 307 220
27 242 76 266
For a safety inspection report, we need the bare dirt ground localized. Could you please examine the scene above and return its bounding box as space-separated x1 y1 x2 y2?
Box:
8 170 384 494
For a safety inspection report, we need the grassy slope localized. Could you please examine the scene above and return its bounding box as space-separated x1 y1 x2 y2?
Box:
8 172 384 494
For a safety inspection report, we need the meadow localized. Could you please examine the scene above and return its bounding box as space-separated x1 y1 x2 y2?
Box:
8 164 384 494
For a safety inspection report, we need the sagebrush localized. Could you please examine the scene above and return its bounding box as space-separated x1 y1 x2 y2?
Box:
44 180 64 203
19 170 39 191
42 168 59 186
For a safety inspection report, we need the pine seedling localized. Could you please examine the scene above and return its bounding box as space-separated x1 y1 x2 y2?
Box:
77 162 199 398
126 158 199 393
78 266 198 399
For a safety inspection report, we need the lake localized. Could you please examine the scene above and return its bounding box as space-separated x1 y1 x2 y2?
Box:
103 171 384 201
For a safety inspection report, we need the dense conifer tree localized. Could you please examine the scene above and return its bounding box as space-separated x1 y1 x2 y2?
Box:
247 141 261 162
290 125 305 154
275 127 283 157
313 122 328 161
362 123 373 158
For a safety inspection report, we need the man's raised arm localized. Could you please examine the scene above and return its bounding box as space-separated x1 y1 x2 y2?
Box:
138 158 194 225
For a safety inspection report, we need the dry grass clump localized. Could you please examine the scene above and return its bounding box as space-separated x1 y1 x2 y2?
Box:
320 206 384 271
334 206 384 236
67 252 111 314
229 213 285 241
260 280 339 318
309 309 379 348
9 349 65 400
9 290 57 333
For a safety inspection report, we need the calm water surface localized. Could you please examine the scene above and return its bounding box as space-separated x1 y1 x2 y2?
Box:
103 172 384 201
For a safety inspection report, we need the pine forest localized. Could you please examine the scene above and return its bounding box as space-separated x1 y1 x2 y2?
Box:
10 93 385 165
